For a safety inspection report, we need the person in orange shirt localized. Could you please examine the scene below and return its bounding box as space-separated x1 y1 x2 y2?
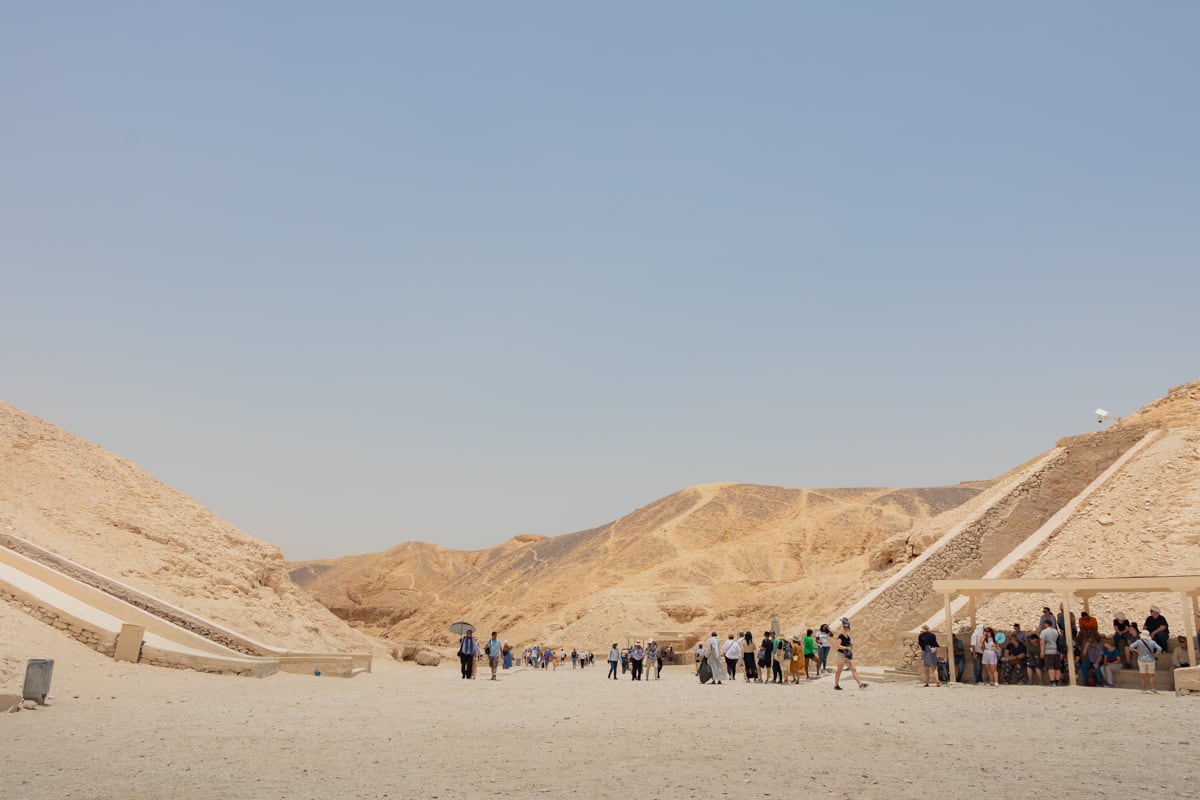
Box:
1078 611 1100 645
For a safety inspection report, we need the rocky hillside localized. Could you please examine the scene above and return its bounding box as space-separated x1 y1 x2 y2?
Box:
295 380 1200 657
9 379 1195 669
291 481 988 649
0 401 372 655
966 381 1200 632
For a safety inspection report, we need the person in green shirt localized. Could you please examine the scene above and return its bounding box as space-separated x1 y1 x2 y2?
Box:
802 629 818 679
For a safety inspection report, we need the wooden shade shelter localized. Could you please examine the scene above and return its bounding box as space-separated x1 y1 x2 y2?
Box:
932 576 1200 687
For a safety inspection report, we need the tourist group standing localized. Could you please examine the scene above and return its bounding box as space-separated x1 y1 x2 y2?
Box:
949 603 1188 693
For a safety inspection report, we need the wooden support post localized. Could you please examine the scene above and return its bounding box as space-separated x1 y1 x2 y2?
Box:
968 594 978 684
1184 591 1198 670
945 593 956 684
1062 593 1076 687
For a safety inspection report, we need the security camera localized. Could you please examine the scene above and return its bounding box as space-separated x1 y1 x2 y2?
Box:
1094 408 1109 424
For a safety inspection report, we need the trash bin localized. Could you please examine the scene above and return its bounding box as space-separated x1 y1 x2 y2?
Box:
23 659 54 705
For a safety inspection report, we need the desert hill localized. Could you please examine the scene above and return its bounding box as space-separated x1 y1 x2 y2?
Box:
0 400 372 683
294 381 1200 659
5 379 1197 678
291 481 990 649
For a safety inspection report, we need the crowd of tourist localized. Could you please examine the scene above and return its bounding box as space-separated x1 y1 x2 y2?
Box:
456 604 1194 691
518 645 597 670
682 619 868 690
919 604 1195 694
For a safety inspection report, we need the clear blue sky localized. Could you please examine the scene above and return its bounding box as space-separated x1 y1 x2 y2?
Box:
3 5 1197 560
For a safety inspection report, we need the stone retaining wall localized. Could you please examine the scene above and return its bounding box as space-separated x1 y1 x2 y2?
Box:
0 531 264 656
0 583 117 657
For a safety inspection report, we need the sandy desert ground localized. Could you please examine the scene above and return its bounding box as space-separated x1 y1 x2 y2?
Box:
4 604 1199 800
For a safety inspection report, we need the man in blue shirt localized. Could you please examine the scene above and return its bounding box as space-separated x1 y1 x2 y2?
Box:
486 631 503 681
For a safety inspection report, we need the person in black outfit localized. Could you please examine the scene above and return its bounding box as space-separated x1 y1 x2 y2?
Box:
742 630 757 682
758 631 773 684
833 623 868 690
458 630 478 679
771 634 784 684
1144 607 1170 652
917 625 940 686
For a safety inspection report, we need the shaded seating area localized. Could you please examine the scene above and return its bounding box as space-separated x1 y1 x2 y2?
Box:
932 576 1200 688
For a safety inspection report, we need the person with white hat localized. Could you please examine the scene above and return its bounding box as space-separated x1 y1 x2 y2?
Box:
646 638 661 679
1128 630 1163 694
1144 606 1170 652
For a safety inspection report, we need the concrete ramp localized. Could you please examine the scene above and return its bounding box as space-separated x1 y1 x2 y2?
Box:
0 533 370 677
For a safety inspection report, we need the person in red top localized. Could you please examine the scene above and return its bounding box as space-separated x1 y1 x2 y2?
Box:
1078 611 1100 645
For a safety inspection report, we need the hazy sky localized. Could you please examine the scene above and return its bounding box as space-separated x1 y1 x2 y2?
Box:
3 5 1197 560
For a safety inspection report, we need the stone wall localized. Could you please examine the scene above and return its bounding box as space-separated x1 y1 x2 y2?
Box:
0 583 117 658
0 531 265 656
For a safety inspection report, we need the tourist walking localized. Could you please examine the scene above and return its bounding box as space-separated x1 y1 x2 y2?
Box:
788 637 804 684
485 631 503 680
646 639 661 679
722 634 741 682
816 624 832 674
770 632 784 684
833 621 868 690
607 643 620 680
630 641 645 680
741 630 757 682
705 632 728 685
802 629 817 679
458 629 479 680
758 631 773 683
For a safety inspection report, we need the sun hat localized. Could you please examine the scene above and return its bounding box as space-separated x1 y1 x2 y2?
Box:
1140 630 1152 641
1150 605 1161 613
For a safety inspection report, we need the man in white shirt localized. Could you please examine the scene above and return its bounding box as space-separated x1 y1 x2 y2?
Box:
721 634 742 681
